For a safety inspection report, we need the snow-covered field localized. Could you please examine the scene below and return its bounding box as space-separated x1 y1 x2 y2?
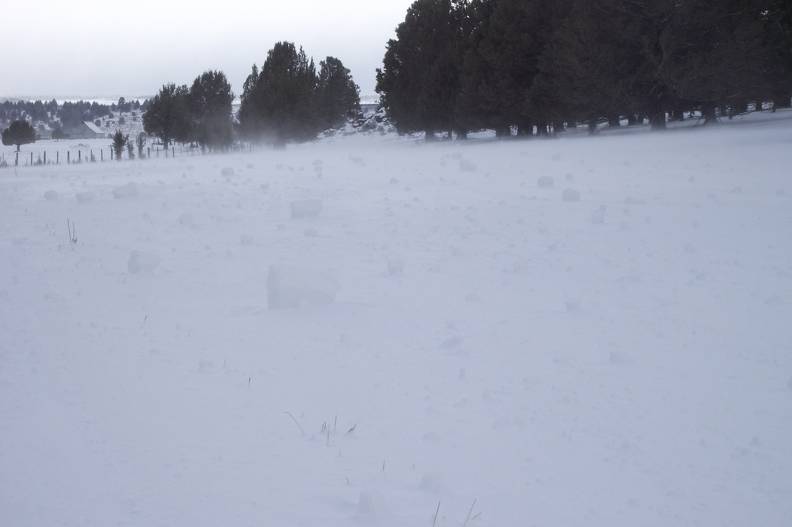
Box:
2 113 791 527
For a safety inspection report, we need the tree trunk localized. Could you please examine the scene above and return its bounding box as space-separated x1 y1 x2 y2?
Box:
425 129 437 142
773 93 791 110
608 115 621 128
649 111 666 130
553 121 566 134
495 126 511 139
701 103 718 125
517 120 533 136
731 100 748 118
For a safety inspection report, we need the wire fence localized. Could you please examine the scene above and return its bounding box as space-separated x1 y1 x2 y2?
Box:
0 141 255 169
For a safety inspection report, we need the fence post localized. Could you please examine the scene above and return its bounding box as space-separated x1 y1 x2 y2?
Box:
78 150 82 163
172 146 175 157
15 152 19 166
44 151 47 164
101 150 103 162
147 147 150 158
56 151 59 164
67 151 70 164
30 152 33 166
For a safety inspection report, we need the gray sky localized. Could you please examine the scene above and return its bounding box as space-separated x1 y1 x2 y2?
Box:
0 0 414 99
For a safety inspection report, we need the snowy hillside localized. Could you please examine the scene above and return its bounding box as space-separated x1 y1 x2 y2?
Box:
1 113 791 526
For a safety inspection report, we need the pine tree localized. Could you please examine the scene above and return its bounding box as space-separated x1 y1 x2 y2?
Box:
530 0 637 132
136 132 147 158
376 0 468 139
112 130 128 161
661 0 770 122
316 57 361 130
761 0 792 108
455 0 573 136
1 120 36 151
239 64 260 138
238 42 319 144
189 70 234 150
143 84 192 149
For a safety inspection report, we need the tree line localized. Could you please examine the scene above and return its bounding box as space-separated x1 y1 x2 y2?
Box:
5 5 792 152
0 99 127 140
143 42 360 149
2 40 362 155
376 0 792 138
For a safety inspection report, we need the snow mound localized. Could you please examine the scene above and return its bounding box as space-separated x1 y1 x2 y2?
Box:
562 188 581 202
537 176 555 188
267 265 339 309
419 473 444 494
290 199 323 219
113 182 139 199
459 159 477 173
221 167 235 177
590 205 606 224
127 250 161 274
43 190 59 201
355 490 388 522
178 212 196 228
387 256 405 276
75 191 95 203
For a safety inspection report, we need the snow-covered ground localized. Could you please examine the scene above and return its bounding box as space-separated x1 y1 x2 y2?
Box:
1 112 791 527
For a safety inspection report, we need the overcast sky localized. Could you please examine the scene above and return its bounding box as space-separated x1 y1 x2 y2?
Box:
0 0 415 99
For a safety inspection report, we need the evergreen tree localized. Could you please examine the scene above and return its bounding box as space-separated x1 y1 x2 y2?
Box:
455 0 500 134
458 0 551 135
112 130 128 161
530 0 638 132
52 124 66 140
316 57 361 129
136 132 147 157
761 0 792 108
1 120 36 151
239 64 260 138
238 42 319 144
143 84 192 149
376 0 468 139
189 70 234 150
661 0 770 122
538 0 681 130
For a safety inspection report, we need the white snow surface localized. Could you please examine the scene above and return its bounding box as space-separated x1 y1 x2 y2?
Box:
2 113 792 526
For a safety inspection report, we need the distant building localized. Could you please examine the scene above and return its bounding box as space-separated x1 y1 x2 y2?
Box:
63 121 106 139
359 94 379 117
82 120 106 137
360 102 379 117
